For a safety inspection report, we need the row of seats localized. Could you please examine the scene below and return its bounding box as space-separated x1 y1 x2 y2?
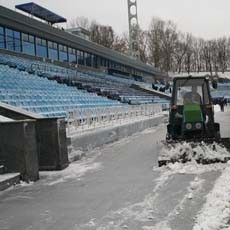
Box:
0 53 171 101
0 53 170 111
0 64 122 118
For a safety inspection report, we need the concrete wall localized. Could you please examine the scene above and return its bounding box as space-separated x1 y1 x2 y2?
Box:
70 115 164 152
0 103 69 171
0 120 39 181
36 119 69 170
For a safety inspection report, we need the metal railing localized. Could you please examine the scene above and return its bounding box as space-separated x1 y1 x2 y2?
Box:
67 104 163 135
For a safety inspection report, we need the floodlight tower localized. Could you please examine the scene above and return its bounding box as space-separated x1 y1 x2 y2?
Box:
127 0 140 59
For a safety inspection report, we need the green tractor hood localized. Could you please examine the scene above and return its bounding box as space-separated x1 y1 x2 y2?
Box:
183 104 203 123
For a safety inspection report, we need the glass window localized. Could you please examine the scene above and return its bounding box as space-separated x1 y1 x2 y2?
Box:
53 43 57 50
174 79 209 105
22 33 35 56
14 31 21 52
14 31 20 39
36 37 47 58
0 26 4 35
5 28 21 52
14 38 21 52
6 29 14 51
77 50 84 65
68 48 76 63
48 41 53 48
0 34 5 49
36 37 42 45
29 35 34 43
59 44 68 62
92 55 97 68
22 33 29 42
42 39 46 46
48 41 58 60
0 26 4 49
6 28 13 37
85 52 92 67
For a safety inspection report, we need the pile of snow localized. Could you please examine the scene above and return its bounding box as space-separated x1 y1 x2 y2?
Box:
161 161 226 175
159 142 230 164
193 163 230 230
214 104 221 112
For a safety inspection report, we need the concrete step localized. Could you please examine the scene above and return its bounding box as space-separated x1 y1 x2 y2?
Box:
0 173 20 191
0 165 5 175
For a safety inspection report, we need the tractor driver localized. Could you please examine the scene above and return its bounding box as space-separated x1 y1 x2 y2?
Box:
183 85 202 104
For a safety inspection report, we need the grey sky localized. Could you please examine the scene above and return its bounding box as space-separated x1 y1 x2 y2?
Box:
1 0 230 39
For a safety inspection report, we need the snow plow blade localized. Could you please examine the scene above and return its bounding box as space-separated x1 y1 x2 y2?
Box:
158 138 230 167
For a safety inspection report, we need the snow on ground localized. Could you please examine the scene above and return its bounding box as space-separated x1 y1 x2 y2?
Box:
77 159 211 230
155 141 230 230
143 174 205 230
40 153 103 186
75 169 174 229
142 222 172 230
193 163 230 230
214 104 221 112
159 142 230 165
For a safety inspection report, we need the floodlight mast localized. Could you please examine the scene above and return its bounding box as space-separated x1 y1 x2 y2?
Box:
127 0 140 59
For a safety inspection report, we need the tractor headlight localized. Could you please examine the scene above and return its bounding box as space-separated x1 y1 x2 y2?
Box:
185 123 192 130
195 122 202 129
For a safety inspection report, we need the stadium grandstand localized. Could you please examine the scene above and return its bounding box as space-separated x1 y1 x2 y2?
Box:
0 4 170 119
0 3 170 184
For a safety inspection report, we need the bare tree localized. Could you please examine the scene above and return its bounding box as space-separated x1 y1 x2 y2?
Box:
112 32 129 54
217 37 228 73
148 17 165 69
90 24 115 49
68 16 91 30
184 33 194 74
192 38 204 73
161 20 178 73
173 32 187 73
138 30 149 63
69 15 230 74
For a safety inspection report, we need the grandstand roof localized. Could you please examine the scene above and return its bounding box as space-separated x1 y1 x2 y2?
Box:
15 2 67 25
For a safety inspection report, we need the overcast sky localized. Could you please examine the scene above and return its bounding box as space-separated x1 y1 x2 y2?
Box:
1 0 230 39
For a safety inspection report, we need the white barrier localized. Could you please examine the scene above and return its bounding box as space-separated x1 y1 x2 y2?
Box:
67 104 163 135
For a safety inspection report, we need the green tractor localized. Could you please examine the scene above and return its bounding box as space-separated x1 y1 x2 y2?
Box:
167 76 220 140
158 76 230 166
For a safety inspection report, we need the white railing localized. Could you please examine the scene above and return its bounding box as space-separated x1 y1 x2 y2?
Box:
67 104 163 135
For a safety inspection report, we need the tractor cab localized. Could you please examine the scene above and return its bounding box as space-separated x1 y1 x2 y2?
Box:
167 76 220 140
